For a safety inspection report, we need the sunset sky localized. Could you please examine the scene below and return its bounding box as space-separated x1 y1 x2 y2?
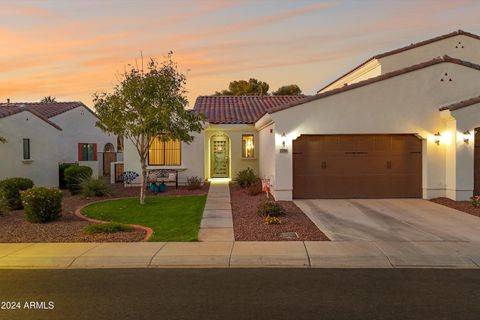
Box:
1 0 479 108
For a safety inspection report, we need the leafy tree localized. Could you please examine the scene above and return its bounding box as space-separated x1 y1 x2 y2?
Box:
41 96 57 103
214 78 269 96
272 84 302 96
0 136 6 143
93 53 204 204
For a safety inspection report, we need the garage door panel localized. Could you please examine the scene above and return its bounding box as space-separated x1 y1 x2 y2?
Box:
292 134 422 198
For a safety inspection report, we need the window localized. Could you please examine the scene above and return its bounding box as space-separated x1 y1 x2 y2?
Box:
148 137 181 166
242 134 254 158
78 143 97 161
23 138 30 160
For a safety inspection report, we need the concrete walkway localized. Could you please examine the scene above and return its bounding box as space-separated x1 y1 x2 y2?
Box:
197 180 234 242
0 240 479 269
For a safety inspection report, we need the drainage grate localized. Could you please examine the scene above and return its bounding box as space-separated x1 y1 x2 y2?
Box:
280 232 299 240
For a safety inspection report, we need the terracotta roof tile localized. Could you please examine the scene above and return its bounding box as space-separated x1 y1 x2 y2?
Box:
0 105 62 130
0 101 86 119
318 30 480 93
439 95 480 112
193 95 308 124
269 55 480 115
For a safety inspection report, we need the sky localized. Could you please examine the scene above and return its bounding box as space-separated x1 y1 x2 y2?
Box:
1 0 479 108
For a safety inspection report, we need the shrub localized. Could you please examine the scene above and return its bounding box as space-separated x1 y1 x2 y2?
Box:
80 178 109 197
247 179 263 196
471 196 480 208
21 187 62 223
264 216 282 225
0 177 34 210
59 163 76 189
84 222 133 235
186 176 203 190
236 168 257 188
0 197 8 216
64 165 93 194
257 200 286 218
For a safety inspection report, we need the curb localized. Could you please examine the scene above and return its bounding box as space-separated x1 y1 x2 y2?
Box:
74 199 154 242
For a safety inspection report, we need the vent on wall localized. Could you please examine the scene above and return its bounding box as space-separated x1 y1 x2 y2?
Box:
455 41 464 49
440 72 453 82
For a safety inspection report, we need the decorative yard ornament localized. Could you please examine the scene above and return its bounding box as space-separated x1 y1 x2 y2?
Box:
261 178 271 200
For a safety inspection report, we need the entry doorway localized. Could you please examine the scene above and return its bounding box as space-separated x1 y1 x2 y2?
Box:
211 134 230 178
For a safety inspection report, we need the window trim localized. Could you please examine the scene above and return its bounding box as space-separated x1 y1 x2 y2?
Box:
23 138 30 160
241 134 255 159
78 143 97 161
147 138 182 166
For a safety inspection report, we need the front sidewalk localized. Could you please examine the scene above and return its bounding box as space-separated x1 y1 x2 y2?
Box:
0 240 479 269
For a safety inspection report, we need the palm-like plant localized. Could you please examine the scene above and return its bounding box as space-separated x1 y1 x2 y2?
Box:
41 96 57 103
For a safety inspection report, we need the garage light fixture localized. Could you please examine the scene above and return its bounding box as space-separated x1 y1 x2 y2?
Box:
434 132 442 145
281 132 286 147
463 130 472 144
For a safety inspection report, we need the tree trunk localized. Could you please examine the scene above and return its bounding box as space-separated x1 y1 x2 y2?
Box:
139 158 147 205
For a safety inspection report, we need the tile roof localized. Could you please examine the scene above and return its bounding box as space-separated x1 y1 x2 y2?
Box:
193 95 308 124
0 105 62 130
0 101 86 119
269 55 480 115
317 30 480 93
439 95 480 112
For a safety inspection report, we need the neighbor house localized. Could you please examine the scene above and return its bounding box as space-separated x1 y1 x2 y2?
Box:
123 30 480 201
0 102 119 186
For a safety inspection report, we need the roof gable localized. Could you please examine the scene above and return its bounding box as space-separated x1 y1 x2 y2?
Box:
0 101 87 119
439 95 480 112
0 105 62 130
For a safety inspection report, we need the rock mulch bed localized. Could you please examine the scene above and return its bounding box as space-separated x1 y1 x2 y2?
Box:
431 197 480 218
230 183 329 241
0 183 209 243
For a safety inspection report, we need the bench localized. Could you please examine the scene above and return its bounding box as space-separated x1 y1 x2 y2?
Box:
146 168 187 189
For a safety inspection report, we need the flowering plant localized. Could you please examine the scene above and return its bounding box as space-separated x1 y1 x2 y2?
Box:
122 171 139 184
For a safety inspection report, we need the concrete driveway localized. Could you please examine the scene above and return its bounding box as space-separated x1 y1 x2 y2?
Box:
295 199 480 242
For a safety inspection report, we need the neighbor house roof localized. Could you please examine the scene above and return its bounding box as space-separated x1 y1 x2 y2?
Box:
0 101 87 119
268 55 480 115
193 95 308 124
0 105 62 130
439 95 480 112
317 30 480 93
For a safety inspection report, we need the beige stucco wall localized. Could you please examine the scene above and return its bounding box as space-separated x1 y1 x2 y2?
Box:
258 123 276 191
0 111 60 187
123 130 205 185
269 62 480 201
204 124 259 180
50 106 117 176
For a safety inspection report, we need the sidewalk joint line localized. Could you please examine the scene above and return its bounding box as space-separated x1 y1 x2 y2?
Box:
302 241 312 268
148 242 168 267
371 241 395 268
66 244 102 269
0 243 37 259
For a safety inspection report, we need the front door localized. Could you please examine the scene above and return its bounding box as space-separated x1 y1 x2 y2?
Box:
103 152 117 177
211 135 229 178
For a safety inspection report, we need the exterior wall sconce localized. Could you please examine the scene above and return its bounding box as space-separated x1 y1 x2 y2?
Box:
463 130 472 144
281 132 286 147
434 132 442 145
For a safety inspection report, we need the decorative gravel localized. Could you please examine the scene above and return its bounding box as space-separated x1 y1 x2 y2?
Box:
431 197 480 218
230 183 329 241
0 183 209 243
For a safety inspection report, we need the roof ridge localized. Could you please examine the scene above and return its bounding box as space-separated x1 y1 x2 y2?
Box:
439 95 480 111
268 56 480 115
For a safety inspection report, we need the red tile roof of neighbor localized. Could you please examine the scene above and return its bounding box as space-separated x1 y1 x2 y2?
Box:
268 55 480 115
439 95 480 112
193 95 308 124
0 102 88 130
317 30 480 93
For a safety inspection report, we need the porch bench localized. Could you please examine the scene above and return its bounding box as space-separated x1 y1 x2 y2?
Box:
146 168 187 189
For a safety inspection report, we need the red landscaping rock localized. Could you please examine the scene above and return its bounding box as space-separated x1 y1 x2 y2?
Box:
431 197 480 218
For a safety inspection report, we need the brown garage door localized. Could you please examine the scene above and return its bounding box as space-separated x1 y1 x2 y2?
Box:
293 134 422 198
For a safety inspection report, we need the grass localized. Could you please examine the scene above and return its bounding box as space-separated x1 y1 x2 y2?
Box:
81 195 207 241
84 223 134 235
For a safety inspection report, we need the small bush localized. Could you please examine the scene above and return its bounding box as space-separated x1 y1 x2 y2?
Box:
247 179 263 196
21 187 62 223
186 176 203 190
64 165 93 194
236 168 257 188
264 216 282 225
80 178 109 197
471 196 480 208
0 177 34 210
0 197 8 216
84 223 133 235
59 163 76 189
257 200 286 218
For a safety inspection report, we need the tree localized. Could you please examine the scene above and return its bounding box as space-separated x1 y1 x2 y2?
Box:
41 96 57 103
93 53 204 204
0 136 6 143
272 84 302 96
214 78 269 96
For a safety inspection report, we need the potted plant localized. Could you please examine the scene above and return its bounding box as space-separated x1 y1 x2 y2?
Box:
159 180 167 193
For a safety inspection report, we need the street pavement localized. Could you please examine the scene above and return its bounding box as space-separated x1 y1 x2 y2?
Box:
0 268 479 320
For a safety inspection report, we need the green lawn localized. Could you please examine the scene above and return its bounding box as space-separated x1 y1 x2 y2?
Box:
81 195 207 241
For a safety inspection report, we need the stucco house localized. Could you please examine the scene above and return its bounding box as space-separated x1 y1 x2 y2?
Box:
0 102 119 186
123 30 480 202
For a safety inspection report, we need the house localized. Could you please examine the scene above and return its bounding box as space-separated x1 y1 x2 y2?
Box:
123 30 480 202
0 102 119 186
